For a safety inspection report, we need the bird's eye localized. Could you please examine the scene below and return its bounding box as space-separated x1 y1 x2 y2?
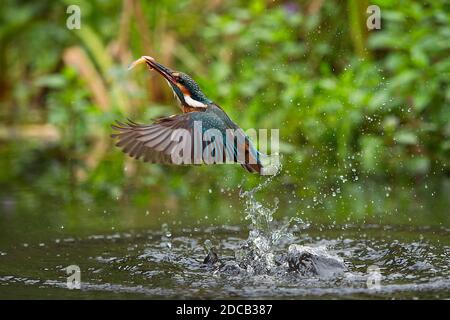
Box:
172 73 181 82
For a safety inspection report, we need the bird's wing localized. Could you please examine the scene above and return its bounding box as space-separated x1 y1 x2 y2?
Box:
111 115 193 164
111 112 263 173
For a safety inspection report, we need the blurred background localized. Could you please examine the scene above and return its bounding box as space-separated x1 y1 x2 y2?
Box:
0 0 449 242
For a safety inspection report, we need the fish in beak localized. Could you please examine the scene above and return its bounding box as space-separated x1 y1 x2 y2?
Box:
128 56 186 105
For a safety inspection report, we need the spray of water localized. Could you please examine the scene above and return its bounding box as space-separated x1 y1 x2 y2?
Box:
232 163 346 277
235 164 296 273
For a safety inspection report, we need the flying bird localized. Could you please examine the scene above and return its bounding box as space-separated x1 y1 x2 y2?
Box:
111 56 275 175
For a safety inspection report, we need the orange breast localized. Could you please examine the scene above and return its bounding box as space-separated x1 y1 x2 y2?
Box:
182 105 206 113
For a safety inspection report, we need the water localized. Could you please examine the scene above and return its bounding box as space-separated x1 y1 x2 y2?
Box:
0 225 448 299
0 178 449 299
1 144 449 299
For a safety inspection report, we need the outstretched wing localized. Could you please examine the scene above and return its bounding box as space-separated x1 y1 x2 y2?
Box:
111 115 193 164
111 112 263 173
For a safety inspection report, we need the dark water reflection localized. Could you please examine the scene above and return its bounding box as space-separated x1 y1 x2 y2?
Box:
0 222 448 299
0 165 449 298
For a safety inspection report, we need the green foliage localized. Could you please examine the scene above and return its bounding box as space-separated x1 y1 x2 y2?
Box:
0 0 449 222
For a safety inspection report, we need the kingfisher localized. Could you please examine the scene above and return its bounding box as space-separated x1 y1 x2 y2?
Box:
112 56 275 175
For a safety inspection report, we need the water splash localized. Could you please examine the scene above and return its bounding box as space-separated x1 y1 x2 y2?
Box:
236 166 292 273
234 165 346 276
285 244 346 277
203 239 219 265
160 223 172 249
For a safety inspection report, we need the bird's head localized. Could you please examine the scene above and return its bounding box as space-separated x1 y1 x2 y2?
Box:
129 56 211 109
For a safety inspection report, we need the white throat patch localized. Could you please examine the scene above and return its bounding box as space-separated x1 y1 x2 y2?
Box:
184 95 207 108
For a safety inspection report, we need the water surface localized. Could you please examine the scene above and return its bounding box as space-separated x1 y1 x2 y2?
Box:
1 159 449 299
0 223 448 299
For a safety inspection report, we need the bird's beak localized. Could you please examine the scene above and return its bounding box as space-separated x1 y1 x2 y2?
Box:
128 56 186 105
128 56 177 85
